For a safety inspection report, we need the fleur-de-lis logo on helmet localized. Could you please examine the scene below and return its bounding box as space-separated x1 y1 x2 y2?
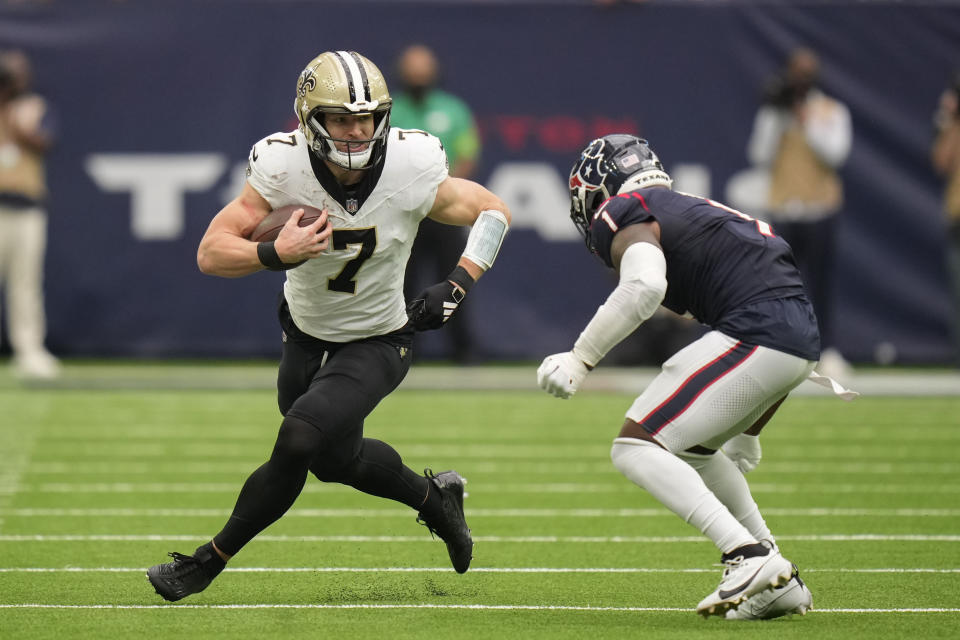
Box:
297 69 317 98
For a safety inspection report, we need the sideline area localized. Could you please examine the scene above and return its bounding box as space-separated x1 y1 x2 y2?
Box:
0 359 957 396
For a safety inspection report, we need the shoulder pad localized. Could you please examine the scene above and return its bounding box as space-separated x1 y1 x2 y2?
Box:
389 127 448 173
248 130 305 179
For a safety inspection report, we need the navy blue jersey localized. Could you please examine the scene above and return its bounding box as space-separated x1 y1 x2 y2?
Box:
589 188 820 360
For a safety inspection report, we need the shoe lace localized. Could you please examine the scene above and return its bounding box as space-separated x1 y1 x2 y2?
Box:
168 552 204 577
417 516 440 539
721 555 745 579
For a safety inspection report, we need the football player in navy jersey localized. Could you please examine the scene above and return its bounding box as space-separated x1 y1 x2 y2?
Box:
146 51 511 602
537 134 834 619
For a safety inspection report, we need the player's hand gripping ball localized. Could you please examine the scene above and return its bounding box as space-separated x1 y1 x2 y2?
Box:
249 204 327 242
249 204 329 269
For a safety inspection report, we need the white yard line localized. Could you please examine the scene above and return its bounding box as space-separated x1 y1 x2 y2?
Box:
0 603 957 613
1 566 957 574
15 460 960 475
1 507 958 517
2 533 959 543
7 481 959 495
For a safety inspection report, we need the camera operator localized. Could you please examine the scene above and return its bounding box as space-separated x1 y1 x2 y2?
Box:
0 50 60 379
931 70 960 366
746 47 853 381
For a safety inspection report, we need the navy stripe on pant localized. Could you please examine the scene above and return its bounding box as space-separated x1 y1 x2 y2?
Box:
639 341 758 435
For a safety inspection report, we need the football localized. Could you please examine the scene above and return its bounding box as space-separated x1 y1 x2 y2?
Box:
249 204 327 242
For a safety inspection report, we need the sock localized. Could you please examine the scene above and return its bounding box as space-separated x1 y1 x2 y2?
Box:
611 438 756 554
193 541 226 579
679 450 774 544
418 473 444 515
721 540 771 562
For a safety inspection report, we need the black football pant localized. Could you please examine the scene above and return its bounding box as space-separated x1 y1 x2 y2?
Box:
213 298 432 556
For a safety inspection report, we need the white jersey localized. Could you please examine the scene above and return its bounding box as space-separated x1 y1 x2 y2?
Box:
246 127 448 342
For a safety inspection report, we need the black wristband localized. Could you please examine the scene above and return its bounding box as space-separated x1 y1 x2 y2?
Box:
257 241 289 271
447 265 475 293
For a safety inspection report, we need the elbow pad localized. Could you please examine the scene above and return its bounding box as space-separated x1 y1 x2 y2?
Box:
573 243 667 367
616 241 668 318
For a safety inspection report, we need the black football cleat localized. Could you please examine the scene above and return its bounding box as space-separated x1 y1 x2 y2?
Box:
147 543 224 602
417 469 473 573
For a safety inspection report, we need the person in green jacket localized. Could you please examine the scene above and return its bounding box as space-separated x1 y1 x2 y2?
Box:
394 44 482 363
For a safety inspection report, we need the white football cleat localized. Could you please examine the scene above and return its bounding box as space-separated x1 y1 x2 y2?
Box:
696 541 794 618
726 570 813 620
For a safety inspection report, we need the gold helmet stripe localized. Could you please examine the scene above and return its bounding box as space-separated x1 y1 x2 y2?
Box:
334 50 369 104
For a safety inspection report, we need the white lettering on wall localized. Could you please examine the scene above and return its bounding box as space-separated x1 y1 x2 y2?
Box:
670 163 712 199
85 154 227 240
485 162 581 241
85 154 738 245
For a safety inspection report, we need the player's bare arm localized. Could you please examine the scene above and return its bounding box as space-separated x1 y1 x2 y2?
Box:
609 220 662 272
405 176 511 331
197 183 330 278
427 176 511 280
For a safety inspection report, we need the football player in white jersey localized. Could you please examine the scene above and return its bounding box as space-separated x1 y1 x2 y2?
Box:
147 50 511 602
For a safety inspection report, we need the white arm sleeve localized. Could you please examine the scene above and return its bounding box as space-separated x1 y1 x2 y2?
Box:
462 209 509 271
572 242 668 368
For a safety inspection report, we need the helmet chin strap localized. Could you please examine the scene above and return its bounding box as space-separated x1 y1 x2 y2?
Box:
309 111 389 171
324 139 373 170
572 184 588 215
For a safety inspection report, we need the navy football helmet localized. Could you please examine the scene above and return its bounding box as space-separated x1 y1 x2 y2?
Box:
568 134 672 251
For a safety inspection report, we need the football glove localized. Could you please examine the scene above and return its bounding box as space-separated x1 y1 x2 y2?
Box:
406 266 474 331
721 433 762 474
537 351 590 399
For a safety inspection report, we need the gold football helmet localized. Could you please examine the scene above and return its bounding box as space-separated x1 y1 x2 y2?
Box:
294 51 392 171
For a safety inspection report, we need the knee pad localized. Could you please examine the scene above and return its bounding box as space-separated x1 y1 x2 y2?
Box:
610 437 664 482
272 415 325 466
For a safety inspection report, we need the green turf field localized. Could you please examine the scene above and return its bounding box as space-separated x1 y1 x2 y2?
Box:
1 368 958 639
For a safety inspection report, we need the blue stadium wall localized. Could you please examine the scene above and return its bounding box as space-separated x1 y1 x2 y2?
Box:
2 0 958 364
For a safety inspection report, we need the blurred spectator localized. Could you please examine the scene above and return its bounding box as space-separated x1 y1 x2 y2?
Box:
746 47 852 381
0 50 59 379
931 71 960 367
393 44 481 363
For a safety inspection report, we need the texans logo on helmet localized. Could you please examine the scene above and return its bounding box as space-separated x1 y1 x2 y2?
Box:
569 138 608 192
